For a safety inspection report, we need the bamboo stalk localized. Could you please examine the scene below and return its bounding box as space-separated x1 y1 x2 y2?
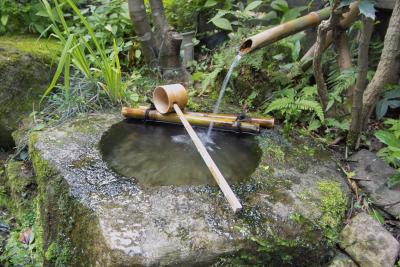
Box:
173 104 242 212
122 107 262 133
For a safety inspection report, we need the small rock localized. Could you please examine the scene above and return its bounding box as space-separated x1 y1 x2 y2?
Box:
328 252 358 267
350 149 400 218
339 212 400 267
0 221 9 234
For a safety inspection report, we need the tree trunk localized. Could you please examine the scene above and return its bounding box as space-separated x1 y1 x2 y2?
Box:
128 0 157 66
149 0 169 50
313 3 341 113
313 20 330 112
361 0 400 128
336 32 352 70
347 17 374 148
335 31 354 111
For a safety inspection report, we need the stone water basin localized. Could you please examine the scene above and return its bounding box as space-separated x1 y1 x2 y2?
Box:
29 113 349 266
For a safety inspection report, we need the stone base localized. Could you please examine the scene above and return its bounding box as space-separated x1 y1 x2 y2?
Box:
29 113 350 266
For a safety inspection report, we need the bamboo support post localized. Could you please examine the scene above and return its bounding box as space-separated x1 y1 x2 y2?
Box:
173 103 242 212
184 111 274 128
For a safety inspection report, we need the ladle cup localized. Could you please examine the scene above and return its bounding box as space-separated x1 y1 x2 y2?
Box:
153 84 188 114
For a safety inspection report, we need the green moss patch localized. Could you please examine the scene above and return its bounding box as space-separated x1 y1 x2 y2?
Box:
0 35 60 62
317 181 348 243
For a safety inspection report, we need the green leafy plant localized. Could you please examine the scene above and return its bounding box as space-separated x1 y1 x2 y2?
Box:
265 86 324 126
0 0 50 34
375 85 400 120
375 119 400 188
41 0 128 104
209 1 264 31
67 0 132 52
209 0 307 32
326 67 357 111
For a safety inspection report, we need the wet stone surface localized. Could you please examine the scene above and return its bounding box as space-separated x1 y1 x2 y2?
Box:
30 113 350 266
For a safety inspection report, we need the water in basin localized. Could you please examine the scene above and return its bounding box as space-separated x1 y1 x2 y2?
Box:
100 120 261 186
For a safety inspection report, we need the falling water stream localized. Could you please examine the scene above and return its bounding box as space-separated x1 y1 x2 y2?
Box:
206 53 242 139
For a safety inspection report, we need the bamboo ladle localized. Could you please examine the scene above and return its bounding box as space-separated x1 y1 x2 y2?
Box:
153 84 242 212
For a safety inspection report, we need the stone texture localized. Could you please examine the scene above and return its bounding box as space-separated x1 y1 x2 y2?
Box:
328 252 358 267
29 113 350 266
350 149 400 218
339 212 400 267
0 36 57 148
376 0 396 9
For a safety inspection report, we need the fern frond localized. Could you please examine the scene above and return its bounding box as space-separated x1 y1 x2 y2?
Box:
325 118 350 131
265 97 293 114
327 68 357 95
295 99 324 122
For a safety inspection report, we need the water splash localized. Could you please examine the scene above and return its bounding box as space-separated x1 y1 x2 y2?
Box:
206 53 242 139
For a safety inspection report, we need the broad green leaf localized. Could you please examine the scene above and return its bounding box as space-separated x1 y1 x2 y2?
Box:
209 10 231 21
1 15 9 26
192 72 203 81
271 0 288 12
262 11 277 21
281 7 305 22
244 1 263 13
375 131 400 149
211 17 233 31
204 0 218 7
384 87 400 99
105 24 113 32
388 100 400 109
375 100 389 119
358 0 376 20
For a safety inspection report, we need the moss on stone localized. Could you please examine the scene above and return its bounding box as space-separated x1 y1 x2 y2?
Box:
0 35 59 148
0 35 60 62
4 160 36 221
317 181 348 243
28 132 113 266
29 134 71 266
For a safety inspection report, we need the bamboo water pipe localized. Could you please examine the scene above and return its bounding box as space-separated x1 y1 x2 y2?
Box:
152 84 242 212
239 6 332 55
239 1 359 56
122 107 260 133
122 107 274 132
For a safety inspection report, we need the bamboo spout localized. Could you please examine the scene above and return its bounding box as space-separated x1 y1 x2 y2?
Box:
239 6 331 55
